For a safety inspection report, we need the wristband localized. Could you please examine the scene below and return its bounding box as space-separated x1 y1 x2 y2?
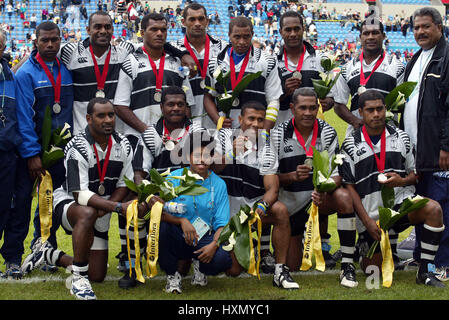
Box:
261 129 270 141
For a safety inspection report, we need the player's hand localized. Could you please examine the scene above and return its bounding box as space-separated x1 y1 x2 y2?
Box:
319 97 334 112
221 117 234 128
311 190 327 207
365 218 381 242
27 155 46 182
284 77 302 96
180 218 199 246
295 164 312 182
350 118 364 130
378 172 404 188
181 54 198 78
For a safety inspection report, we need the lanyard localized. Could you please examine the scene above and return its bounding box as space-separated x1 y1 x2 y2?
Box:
89 45 111 92
35 53 61 104
184 35 210 80
92 136 113 188
359 50 385 87
143 47 165 92
292 118 318 157
229 48 251 90
362 125 386 173
163 120 190 142
284 45 306 73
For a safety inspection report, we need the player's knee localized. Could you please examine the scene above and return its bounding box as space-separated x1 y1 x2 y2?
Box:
425 199 443 226
270 201 289 225
332 187 353 213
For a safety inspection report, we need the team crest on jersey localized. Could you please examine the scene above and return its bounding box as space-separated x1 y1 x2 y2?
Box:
356 146 366 157
138 62 146 69
284 145 294 153
78 57 88 64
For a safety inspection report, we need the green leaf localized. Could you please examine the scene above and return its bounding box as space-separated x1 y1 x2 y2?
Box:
311 79 331 99
234 222 250 270
124 176 138 193
381 185 395 209
231 71 262 99
384 82 417 109
149 168 164 185
366 241 379 259
378 207 392 230
41 149 64 169
41 105 52 153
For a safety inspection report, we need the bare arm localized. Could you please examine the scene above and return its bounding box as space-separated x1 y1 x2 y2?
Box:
114 105 148 133
334 102 363 129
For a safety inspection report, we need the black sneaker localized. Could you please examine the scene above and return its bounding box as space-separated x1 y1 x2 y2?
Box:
340 263 358 288
416 271 445 288
3 262 23 280
118 270 138 289
332 249 342 262
323 250 336 269
273 265 299 290
260 251 275 274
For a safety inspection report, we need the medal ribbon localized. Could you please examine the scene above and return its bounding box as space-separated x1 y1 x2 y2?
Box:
362 125 386 173
35 53 61 104
229 48 251 90
359 50 385 87
89 45 111 92
292 118 318 157
284 44 306 73
184 35 210 80
163 119 190 142
92 136 113 191
143 47 165 93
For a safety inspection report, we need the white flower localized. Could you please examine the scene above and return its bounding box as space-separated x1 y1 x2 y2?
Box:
169 175 186 181
410 195 424 202
187 170 204 181
390 209 400 217
386 111 394 119
239 210 248 224
334 154 345 165
141 179 151 186
317 171 328 184
163 181 177 197
182 85 189 93
222 232 236 251
378 173 388 183
160 168 171 176
59 123 71 140
49 145 62 153
213 66 222 79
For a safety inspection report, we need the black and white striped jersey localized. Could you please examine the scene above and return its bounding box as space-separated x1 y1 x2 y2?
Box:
334 51 405 115
271 118 339 215
170 34 228 129
339 124 415 232
53 127 134 206
207 45 283 127
60 38 135 135
132 117 203 175
113 47 195 138
215 127 278 217
277 42 336 124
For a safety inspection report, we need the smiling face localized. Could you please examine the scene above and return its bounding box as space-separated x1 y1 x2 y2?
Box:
360 23 385 55
413 14 442 50
161 93 188 126
87 102 115 137
290 95 318 130
87 13 113 49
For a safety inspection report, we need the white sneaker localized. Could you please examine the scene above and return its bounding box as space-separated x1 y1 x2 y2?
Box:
273 265 299 290
70 276 97 300
21 238 49 275
340 263 359 288
165 272 182 294
191 259 208 287
435 266 449 282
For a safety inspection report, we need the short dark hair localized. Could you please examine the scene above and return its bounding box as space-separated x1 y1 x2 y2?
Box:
279 11 303 30
141 13 167 31
183 130 216 165
161 86 187 105
88 10 113 28
360 19 384 34
229 16 253 35
413 7 443 26
358 89 385 109
241 100 266 116
87 97 113 115
292 87 318 105
183 3 207 20
36 21 60 39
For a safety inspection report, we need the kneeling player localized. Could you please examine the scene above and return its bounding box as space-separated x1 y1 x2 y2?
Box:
340 90 445 287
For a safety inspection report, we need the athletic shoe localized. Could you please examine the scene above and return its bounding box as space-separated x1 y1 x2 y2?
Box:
323 250 337 269
416 271 445 288
70 276 97 300
273 265 299 290
260 251 276 274
118 270 138 289
435 266 449 282
332 249 342 262
165 272 182 294
340 263 358 288
116 252 128 273
21 238 46 274
191 259 207 287
3 262 23 280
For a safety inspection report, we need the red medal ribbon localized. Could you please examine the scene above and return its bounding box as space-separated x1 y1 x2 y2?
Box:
229 48 251 90
163 119 190 142
184 35 210 80
143 47 165 92
284 44 306 73
89 45 111 92
292 118 318 157
362 125 386 173
35 53 61 104
359 50 385 87
93 136 113 188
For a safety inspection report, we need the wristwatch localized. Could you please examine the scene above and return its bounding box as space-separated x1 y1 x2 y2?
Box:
115 202 123 214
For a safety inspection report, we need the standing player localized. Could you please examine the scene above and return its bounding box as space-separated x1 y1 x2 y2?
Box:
171 3 227 129
204 16 282 130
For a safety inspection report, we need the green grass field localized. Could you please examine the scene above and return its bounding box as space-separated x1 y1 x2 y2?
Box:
0 109 448 302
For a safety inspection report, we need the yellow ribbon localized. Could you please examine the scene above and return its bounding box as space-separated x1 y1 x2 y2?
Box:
125 200 145 283
317 100 325 120
38 170 53 243
378 221 394 288
145 195 163 278
247 211 262 279
216 116 225 130
300 203 325 272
